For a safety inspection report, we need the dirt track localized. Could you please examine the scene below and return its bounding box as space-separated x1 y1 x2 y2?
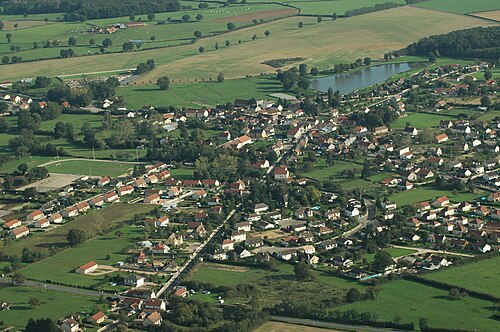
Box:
211 8 298 23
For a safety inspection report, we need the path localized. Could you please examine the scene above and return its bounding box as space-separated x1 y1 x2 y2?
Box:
57 68 136 78
0 277 104 298
38 158 142 168
391 244 474 258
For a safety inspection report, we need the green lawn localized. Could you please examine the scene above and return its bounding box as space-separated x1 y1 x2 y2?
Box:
169 167 194 179
46 159 136 177
389 187 486 207
21 225 144 287
120 76 285 109
37 113 103 132
392 112 454 129
302 159 363 181
363 247 418 262
0 286 99 330
0 203 154 257
422 255 500 298
413 0 500 14
338 279 499 331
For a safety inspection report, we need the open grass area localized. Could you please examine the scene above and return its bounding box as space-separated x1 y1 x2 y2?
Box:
388 186 486 207
0 7 494 81
0 286 99 330
0 203 154 257
392 112 455 129
21 225 144 287
302 159 362 181
338 279 499 331
292 0 406 15
422 255 500 298
169 167 194 179
45 159 136 177
37 113 103 132
363 247 417 262
413 0 500 14
120 76 285 108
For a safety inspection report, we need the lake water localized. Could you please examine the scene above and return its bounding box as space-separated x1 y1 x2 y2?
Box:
310 63 412 94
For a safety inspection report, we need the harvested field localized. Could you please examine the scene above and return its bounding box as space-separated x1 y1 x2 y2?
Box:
17 173 83 193
211 8 298 23
470 10 500 22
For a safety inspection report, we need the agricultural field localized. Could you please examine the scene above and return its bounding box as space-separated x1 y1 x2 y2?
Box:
0 286 99 330
45 159 136 177
422 255 500 298
413 0 500 14
388 186 486 207
391 112 455 129
0 7 495 82
21 225 144 287
470 10 500 22
338 279 499 331
255 321 337 332
0 203 154 257
291 0 406 16
120 76 285 108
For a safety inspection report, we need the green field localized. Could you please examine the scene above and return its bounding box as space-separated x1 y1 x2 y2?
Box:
0 203 154 257
388 186 486 207
363 247 417 262
0 286 99 330
0 7 494 81
338 279 499 331
413 0 500 14
121 76 285 108
292 0 406 15
302 159 363 181
21 225 144 287
46 159 136 177
422 255 500 298
392 112 455 129
169 167 194 179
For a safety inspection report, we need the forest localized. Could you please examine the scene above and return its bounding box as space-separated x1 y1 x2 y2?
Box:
0 0 181 20
406 26 500 59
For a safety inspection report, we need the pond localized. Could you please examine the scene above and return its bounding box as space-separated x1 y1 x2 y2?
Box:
310 63 413 94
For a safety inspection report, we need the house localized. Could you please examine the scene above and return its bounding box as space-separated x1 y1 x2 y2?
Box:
253 203 269 213
118 185 135 196
274 166 290 180
60 317 79 332
245 236 264 248
62 206 79 218
320 239 337 250
295 207 313 219
97 176 111 187
89 196 105 207
374 126 389 135
222 239 235 251
434 133 448 143
194 211 208 222
75 261 99 274
330 257 353 268
2 219 21 230
487 192 500 202
236 221 251 232
33 218 50 228
88 311 107 325
27 210 44 222
406 217 421 229
432 196 449 208
76 201 90 213
125 274 146 287
152 242 170 254
191 189 207 200
9 226 30 239
173 287 189 298
167 187 181 198
301 245 316 255
278 249 297 261
144 193 161 204
48 213 63 224
167 233 184 246
144 299 166 312
230 230 247 242
143 312 162 327
134 178 147 188
344 206 360 217
127 289 156 299
234 247 253 258
104 191 119 203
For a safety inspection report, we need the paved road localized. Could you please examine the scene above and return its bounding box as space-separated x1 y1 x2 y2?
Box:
335 198 375 239
270 315 399 332
0 277 104 298
391 244 474 258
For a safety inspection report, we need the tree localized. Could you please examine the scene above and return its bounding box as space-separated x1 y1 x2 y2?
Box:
264 30 270 37
227 22 236 31
419 318 429 331
129 14 135 21
67 229 87 246
298 21 303 29
0 21 3 31
89 38 96 46
480 95 491 108
346 288 361 302
217 72 224 83
23 187 38 201
215 42 219 50
363 57 371 65
28 297 41 308
25 318 58 332
428 51 437 62
182 14 191 22
115 230 123 238
147 13 155 21
372 250 394 271
361 159 371 178
196 14 204 21
225 40 230 47
310 67 319 76
14 23 18 29
332 13 337 20
156 76 170 90
0 117 8 133
68 37 77 46
317 16 322 23
252 34 257 40
484 70 492 80
1 56 9 64
297 76 310 90
198 46 205 53
122 41 134 52
293 261 315 281
34 76 51 88
193 30 202 38
102 38 112 48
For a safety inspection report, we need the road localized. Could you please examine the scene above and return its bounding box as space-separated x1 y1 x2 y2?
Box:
391 244 474 258
335 198 375 239
38 157 142 168
0 277 104 298
156 203 241 297
270 315 400 332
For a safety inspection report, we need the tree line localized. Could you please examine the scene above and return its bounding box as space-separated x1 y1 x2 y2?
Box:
1 0 181 21
344 2 400 17
406 26 500 60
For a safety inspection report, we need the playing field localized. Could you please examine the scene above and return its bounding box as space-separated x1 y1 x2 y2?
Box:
0 286 98 330
391 112 455 129
338 279 499 331
45 159 136 177
422 255 500 298
388 187 486 207
120 76 284 108
413 0 500 14
0 7 494 81
302 159 363 181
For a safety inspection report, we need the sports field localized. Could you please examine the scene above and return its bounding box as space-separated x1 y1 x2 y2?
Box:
422 255 500 298
0 7 494 81
413 0 500 14
391 112 455 129
302 160 363 181
338 279 499 331
45 159 136 177
0 286 98 330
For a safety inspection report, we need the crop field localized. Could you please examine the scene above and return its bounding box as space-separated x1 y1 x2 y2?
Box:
470 10 500 22
291 0 406 15
21 225 144 287
120 76 285 108
388 186 486 207
413 0 500 14
0 286 98 330
422 255 500 298
391 112 455 129
0 7 495 82
255 321 337 332
45 159 136 177
338 279 499 331
0 203 154 257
